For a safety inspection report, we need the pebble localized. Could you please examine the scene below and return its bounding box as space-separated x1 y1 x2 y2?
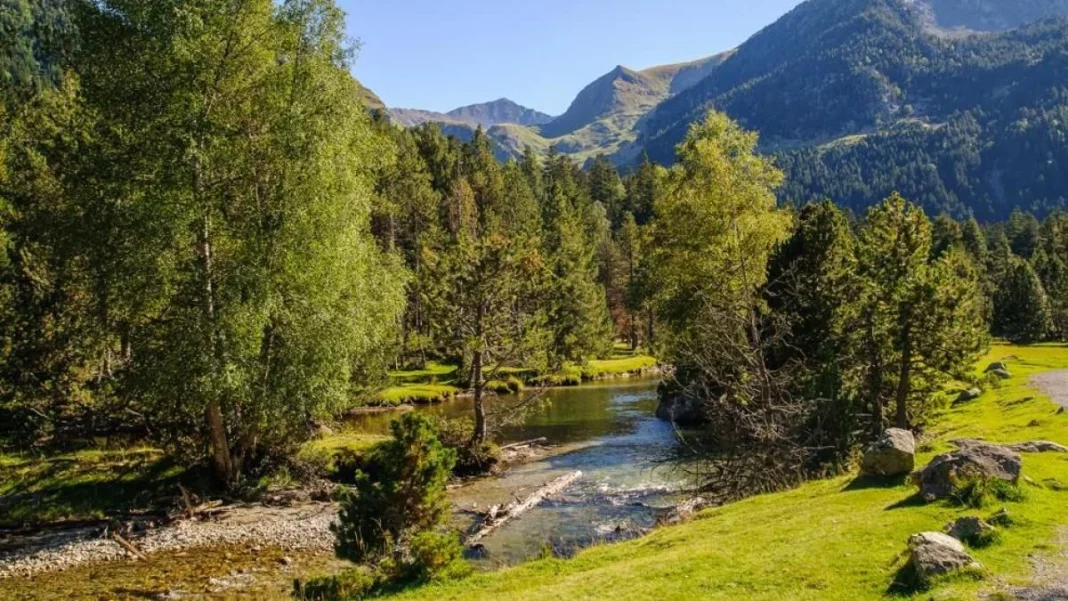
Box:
0 503 337 579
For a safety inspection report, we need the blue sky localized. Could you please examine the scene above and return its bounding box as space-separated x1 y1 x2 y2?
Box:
341 0 805 115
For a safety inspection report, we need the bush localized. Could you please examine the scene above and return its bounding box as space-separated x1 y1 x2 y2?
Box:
949 476 1027 509
294 568 378 601
432 417 499 477
332 414 456 564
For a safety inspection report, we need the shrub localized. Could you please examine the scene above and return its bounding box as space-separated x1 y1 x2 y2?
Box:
332 414 456 564
949 476 1026 509
294 568 378 601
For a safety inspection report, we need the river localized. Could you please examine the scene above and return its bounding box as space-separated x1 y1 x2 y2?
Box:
346 378 695 566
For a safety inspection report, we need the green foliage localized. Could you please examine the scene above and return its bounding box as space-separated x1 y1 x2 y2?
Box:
949 476 1027 509
993 256 1053 343
651 111 789 370
332 414 456 564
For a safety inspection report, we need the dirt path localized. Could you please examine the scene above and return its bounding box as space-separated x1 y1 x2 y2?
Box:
1029 370 1068 410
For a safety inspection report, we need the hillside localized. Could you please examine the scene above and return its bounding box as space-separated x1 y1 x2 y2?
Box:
385 345 1068 601
630 0 1068 220
355 79 385 111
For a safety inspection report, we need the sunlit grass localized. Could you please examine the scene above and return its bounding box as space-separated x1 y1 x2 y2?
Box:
385 344 1068 601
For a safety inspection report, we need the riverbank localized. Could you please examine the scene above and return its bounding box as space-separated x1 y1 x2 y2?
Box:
371 353 660 407
377 344 1068 601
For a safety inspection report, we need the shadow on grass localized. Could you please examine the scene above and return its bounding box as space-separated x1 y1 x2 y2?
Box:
884 493 927 511
885 562 926 597
0 456 210 528
841 473 910 492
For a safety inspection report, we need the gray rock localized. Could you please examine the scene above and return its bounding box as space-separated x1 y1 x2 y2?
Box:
861 428 916 477
1006 440 1068 454
913 442 1022 501
954 388 982 405
991 368 1013 380
655 393 706 426
945 516 994 544
907 532 980 579
985 361 1008 373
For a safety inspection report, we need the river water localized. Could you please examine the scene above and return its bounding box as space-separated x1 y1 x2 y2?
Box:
346 378 695 566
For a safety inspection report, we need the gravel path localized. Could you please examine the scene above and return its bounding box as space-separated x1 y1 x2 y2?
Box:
1029 370 1068 410
0 503 337 579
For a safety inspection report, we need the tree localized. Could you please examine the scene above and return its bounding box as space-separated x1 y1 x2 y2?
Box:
540 152 613 366
993 256 1053 344
651 111 789 368
332 414 456 564
72 0 405 485
854 194 987 432
765 201 859 464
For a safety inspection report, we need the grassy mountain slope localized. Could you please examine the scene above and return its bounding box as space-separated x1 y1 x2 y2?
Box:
387 344 1068 601
356 79 385 111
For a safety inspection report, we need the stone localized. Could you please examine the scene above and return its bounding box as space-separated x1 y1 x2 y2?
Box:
913 442 1022 501
985 361 1008 373
990 368 1012 380
861 428 916 477
655 393 706 426
278 556 293 566
906 532 980 580
1008 440 1068 454
945 516 994 544
954 388 982 405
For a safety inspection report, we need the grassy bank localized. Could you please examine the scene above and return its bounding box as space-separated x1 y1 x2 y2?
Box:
372 353 659 406
385 344 1068 601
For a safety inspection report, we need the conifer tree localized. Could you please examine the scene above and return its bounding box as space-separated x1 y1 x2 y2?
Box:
994 256 1053 344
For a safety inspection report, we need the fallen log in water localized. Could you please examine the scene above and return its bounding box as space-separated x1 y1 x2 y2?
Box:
466 470 582 544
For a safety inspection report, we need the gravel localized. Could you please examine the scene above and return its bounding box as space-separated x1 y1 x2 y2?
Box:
0 503 338 579
1030 371 1068 410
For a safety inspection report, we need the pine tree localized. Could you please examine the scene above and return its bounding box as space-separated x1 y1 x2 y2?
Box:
994 256 1053 344
540 153 613 367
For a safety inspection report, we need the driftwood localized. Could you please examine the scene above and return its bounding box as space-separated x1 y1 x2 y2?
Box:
499 437 548 451
466 471 581 544
111 532 146 560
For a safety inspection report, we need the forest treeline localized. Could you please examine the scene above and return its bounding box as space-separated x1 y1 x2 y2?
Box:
2 0 1066 492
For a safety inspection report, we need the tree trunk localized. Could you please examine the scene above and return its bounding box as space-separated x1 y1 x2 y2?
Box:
895 328 912 430
199 207 233 485
472 302 487 446
865 309 885 436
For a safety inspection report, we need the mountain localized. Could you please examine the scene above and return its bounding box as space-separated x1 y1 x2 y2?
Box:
388 98 551 129
446 98 553 128
356 79 385 111
625 0 1068 220
542 54 733 140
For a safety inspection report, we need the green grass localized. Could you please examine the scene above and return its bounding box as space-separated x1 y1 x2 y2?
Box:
385 343 1068 601
298 431 389 475
375 384 462 406
0 446 190 528
389 362 460 384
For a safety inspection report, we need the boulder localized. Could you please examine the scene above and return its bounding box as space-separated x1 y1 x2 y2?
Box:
945 516 994 544
906 532 980 580
861 428 916 477
954 388 982 405
913 442 1022 501
655 392 706 426
984 361 1008 373
990 368 1012 380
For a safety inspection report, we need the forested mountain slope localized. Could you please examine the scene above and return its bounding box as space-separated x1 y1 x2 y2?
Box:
632 0 1068 219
